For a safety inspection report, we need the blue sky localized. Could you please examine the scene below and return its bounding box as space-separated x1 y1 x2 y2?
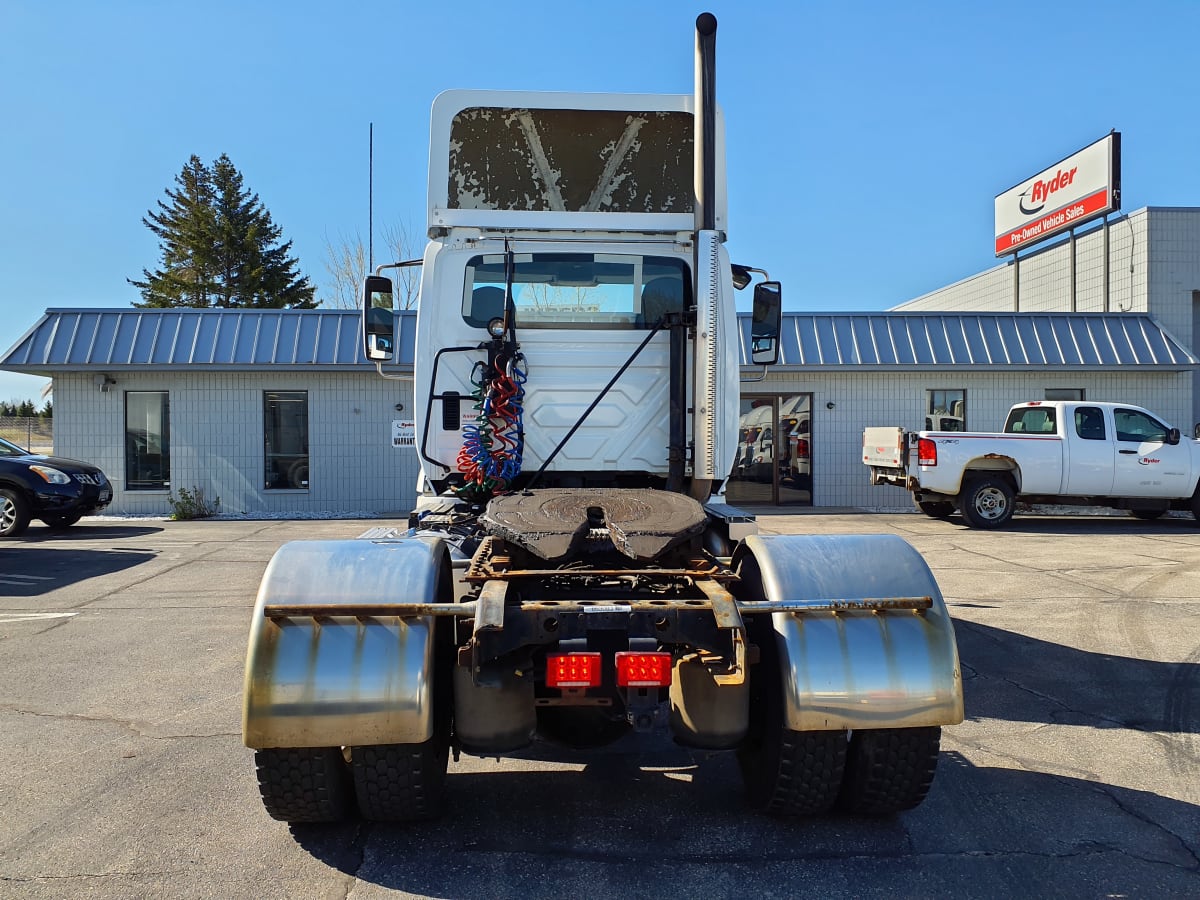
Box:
2 0 1199 403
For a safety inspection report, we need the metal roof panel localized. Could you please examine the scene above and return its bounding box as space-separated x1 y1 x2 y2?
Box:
3 308 1195 374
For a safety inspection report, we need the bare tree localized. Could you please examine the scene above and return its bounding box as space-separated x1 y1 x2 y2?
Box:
521 283 596 310
320 221 421 309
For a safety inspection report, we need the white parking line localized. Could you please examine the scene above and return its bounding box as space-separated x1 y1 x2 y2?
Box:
0 573 54 584
0 612 78 623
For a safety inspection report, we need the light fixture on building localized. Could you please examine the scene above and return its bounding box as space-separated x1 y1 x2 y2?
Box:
826 401 835 410
394 402 405 412
94 374 116 393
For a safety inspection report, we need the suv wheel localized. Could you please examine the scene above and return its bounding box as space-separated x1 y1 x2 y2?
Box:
0 487 32 537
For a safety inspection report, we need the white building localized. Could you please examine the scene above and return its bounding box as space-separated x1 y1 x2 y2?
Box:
3 206 1197 515
896 206 1200 425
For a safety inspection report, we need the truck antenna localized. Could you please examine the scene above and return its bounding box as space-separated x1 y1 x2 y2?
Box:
369 122 374 270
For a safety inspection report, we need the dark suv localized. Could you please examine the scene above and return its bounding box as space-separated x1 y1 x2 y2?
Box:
0 437 112 537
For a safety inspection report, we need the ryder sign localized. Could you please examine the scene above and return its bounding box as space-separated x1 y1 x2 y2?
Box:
994 133 1120 256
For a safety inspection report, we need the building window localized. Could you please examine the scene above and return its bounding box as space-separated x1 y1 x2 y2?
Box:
1045 388 1084 401
926 389 966 432
125 392 170 490
264 391 309 490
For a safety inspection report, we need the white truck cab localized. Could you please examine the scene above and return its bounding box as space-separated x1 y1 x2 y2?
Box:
366 89 762 502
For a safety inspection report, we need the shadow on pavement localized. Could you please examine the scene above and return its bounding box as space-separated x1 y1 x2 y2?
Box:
286 750 1199 896
12 523 164 542
957 620 1200 740
0 545 157 596
941 512 1199 535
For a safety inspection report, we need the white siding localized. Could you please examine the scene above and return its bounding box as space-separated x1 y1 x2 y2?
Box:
53 371 418 516
758 369 1191 510
1145 209 1200 423
896 208 1150 315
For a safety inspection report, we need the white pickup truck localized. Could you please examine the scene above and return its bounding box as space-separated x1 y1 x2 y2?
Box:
863 401 1200 528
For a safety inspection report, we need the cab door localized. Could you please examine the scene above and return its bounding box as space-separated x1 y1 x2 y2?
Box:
1110 407 1191 497
1063 405 1114 495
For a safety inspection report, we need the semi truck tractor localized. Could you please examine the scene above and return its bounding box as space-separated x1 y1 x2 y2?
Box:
242 13 963 822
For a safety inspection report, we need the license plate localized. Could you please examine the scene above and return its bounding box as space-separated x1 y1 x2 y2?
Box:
99 489 112 502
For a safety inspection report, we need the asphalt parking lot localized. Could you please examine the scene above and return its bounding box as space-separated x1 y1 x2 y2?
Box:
0 510 1197 899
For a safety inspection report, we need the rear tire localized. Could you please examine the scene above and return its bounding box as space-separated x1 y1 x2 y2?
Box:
958 475 1015 529
736 555 846 816
253 747 353 823
739 724 847 816
0 487 31 537
915 498 955 519
1130 509 1165 521
837 726 942 815
351 738 448 822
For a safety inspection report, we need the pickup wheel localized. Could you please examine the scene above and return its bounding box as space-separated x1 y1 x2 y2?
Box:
253 747 354 823
914 498 956 519
837 726 942 815
0 487 31 538
1131 509 1166 521
958 475 1015 529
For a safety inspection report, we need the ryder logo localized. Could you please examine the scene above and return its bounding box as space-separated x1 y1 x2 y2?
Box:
1138 457 1161 466
1018 166 1078 216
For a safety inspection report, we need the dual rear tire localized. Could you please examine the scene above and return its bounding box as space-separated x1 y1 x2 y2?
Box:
254 738 448 824
736 548 947 817
738 724 941 817
738 646 942 817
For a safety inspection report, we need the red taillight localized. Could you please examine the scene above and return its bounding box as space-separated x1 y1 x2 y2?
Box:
917 437 938 467
796 438 809 458
546 653 602 688
615 652 672 687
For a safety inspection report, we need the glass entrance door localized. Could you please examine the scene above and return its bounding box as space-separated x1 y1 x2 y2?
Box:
724 393 812 506
777 393 813 504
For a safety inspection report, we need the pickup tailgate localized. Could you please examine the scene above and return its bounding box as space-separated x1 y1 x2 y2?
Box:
863 427 907 469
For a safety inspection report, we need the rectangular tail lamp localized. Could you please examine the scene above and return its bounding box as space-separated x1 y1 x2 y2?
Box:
615 652 672 687
546 653 602 688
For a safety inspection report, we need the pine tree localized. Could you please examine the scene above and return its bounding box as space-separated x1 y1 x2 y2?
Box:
130 154 316 309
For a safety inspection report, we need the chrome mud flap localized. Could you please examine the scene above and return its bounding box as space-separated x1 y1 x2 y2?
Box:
242 538 450 749
734 533 964 731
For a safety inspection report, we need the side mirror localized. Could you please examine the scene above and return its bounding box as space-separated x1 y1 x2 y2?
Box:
750 281 782 365
730 264 752 291
1167 427 1181 445
362 275 395 362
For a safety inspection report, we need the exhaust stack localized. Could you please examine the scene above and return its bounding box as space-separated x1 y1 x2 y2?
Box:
689 12 721 497
694 12 718 233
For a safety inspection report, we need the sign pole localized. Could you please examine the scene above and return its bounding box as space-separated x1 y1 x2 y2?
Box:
1102 215 1110 312
1069 228 1076 312
1012 251 1020 312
